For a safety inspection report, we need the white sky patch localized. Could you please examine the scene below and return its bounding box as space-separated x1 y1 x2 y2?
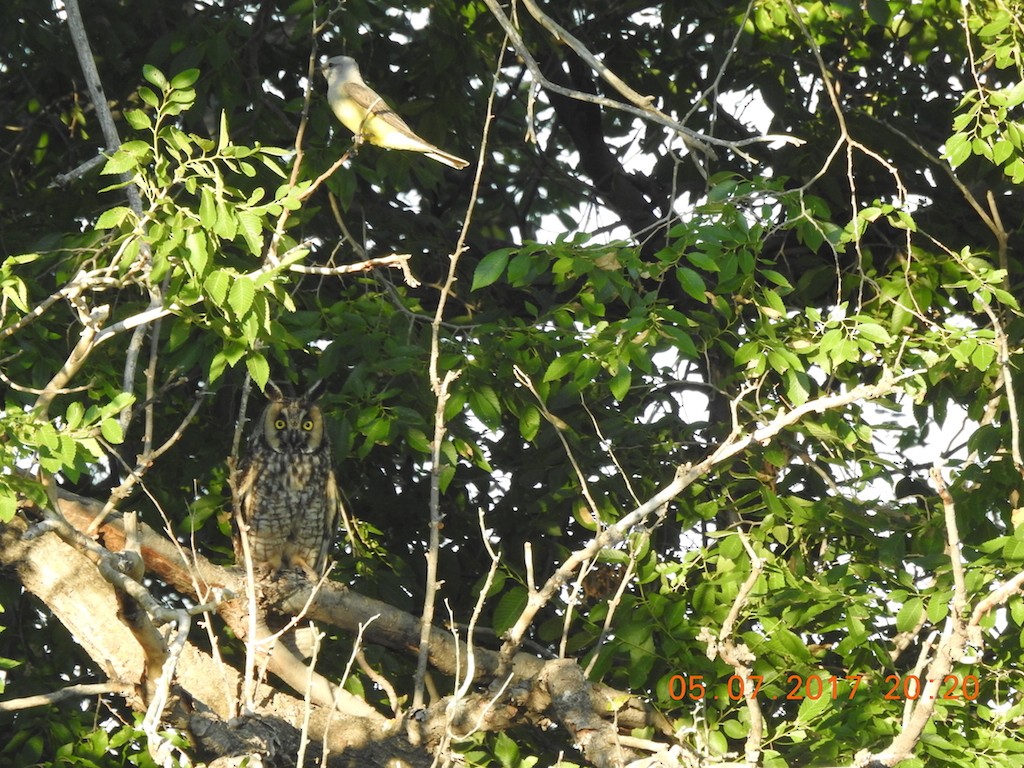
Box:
718 88 775 135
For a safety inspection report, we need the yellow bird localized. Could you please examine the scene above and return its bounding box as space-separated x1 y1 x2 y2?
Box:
323 56 470 170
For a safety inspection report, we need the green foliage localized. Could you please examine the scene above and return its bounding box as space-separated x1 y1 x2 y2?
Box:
97 66 308 386
2 0 1024 766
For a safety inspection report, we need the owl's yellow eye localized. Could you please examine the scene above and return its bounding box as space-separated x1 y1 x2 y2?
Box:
302 419 315 431
274 419 287 430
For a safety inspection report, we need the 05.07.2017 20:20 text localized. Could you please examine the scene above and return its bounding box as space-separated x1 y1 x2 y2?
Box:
666 673 980 702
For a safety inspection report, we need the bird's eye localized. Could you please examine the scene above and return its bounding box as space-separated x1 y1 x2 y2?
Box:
274 419 287 430
302 420 315 431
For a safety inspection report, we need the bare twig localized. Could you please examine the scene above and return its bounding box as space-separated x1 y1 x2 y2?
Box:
717 532 765 764
47 153 107 188
0 683 130 713
414 367 459 717
33 305 108 417
87 389 206 536
482 0 803 159
227 456 261 714
414 34 503 718
498 370 921 666
931 468 967 615
862 467 970 766
62 0 142 216
583 556 638 677
514 365 601 522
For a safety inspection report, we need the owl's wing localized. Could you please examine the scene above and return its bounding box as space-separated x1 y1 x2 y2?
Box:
316 468 343 576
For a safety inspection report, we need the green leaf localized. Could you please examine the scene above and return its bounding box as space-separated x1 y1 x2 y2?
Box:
102 151 141 176
993 138 1014 165
676 267 707 302
492 586 528 634
686 250 720 272
64 401 84 429
735 342 761 365
472 249 512 290
142 64 169 90
785 369 809 406
56 434 77 466
138 86 159 109
768 627 812 662
0 487 16 523
124 109 151 130
216 110 230 152
95 206 133 230
214 199 238 240
204 269 232 306
405 428 432 454
185 230 209 277
100 419 124 444
896 597 924 633
493 732 520 768
760 288 787 317
927 592 950 624
468 385 501 431
236 211 264 256
1003 534 1024 561
199 187 217 229
762 269 793 290
246 353 270 391
971 342 996 371
609 365 631 401
856 322 893 345
544 353 579 383
518 406 541 441
228 277 255 317
107 394 134 416
170 68 201 90
796 689 832 724
945 133 971 168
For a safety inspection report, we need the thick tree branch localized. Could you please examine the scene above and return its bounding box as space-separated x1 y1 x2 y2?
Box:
35 489 674 752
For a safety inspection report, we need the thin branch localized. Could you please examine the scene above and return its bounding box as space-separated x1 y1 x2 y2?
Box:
62 0 142 216
47 153 107 188
92 304 177 347
583 557 638 678
87 389 207 536
414 367 458 715
414 35 504 716
482 0 803 158
454 510 502 704
977 298 1024 477
227 456 261 714
286 253 420 287
931 468 968 615
0 683 130 713
264 41 322 266
514 365 601 522
33 305 107 417
519 0 656 109
867 467 970 765
717 532 765 764
498 369 920 666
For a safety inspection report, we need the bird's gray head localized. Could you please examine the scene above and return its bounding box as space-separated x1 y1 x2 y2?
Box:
323 56 359 85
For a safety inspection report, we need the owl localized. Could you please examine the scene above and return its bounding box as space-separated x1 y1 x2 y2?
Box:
233 380 340 579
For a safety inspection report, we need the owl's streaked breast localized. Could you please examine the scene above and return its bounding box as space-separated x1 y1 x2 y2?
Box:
233 381 340 579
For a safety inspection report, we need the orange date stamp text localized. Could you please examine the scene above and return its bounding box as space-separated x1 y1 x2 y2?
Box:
667 674 980 702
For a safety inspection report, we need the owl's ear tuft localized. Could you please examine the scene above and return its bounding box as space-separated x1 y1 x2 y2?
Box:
303 379 326 402
265 380 285 402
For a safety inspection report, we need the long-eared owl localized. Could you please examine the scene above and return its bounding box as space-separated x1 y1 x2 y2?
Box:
233 380 340 579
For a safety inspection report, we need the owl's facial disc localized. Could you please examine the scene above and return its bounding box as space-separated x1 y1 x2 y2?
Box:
263 400 324 453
